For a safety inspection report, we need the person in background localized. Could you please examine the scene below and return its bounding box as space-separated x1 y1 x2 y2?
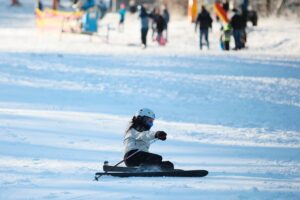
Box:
220 24 232 51
195 5 213 50
155 10 167 46
150 7 160 41
162 4 170 41
123 108 174 171
230 8 244 50
98 0 108 19
129 0 137 14
139 4 150 49
118 3 127 32
240 4 248 49
222 0 229 13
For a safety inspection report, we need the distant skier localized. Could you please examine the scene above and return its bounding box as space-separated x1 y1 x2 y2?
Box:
123 108 174 171
195 5 213 50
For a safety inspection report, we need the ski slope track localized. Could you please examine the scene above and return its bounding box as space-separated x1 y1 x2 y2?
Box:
0 1 300 199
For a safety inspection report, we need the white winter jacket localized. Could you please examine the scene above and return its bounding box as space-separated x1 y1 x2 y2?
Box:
124 128 156 154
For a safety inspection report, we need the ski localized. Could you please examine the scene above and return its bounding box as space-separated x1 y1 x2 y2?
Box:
103 164 139 172
95 161 209 180
95 170 208 178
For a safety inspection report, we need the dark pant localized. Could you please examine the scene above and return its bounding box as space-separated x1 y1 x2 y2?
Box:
224 41 230 50
124 150 174 171
233 29 242 49
141 28 148 46
200 28 209 49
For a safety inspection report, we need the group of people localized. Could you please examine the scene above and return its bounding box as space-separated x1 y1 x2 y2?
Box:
36 0 251 51
117 2 170 48
195 4 248 51
138 4 170 48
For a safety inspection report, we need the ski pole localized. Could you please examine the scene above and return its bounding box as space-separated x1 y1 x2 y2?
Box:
112 139 158 169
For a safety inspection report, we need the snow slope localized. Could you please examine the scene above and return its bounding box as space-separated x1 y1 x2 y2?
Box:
0 1 300 200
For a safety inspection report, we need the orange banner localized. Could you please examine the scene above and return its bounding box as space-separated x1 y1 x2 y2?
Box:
188 0 198 23
214 3 229 24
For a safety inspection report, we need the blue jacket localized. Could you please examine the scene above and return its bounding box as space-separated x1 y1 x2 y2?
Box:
139 7 149 29
119 8 126 21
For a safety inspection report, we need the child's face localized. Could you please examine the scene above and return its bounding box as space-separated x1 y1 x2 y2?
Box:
144 117 154 129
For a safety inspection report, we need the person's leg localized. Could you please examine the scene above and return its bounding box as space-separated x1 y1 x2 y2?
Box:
124 150 173 171
144 28 149 46
161 161 174 171
204 29 209 49
241 29 246 48
141 28 148 47
124 150 142 167
157 31 162 44
165 26 168 41
141 28 146 46
233 30 239 50
135 152 174 171
140 152 163 165
225 41 230 50
199 29 204 49
124 150 162 167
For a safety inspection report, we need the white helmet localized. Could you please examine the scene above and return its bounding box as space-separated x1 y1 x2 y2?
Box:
137 108 155 119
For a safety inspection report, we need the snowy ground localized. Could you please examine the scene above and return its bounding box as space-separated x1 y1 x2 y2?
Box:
0 1 300 200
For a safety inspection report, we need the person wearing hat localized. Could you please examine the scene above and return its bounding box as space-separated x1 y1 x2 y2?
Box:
123 108 174 171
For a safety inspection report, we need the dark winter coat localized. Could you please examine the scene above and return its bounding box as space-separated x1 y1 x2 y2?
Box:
156 15 166 33
196 10 213 30
230 14 245 30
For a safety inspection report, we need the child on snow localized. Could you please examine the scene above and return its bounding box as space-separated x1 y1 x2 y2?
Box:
220 24 232 51
123 108 174 171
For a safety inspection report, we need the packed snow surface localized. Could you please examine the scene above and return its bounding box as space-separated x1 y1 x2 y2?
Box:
0 1 300 200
